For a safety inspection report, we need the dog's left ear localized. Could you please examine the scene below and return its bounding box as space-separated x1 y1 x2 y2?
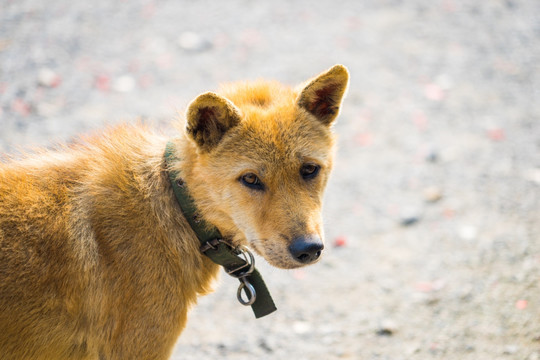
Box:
186 92 242 152
297 64 349 126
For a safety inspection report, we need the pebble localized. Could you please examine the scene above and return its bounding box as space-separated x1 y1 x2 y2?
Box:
406 344 421 355
425 149 439 163
333 235 347 247
400 208 422 226
503 345 518 355
178 31 212 52
113 75 136 93
458 225 478 241
487 127 505 141
11 98 31 116
515 299 528 310
423 186 443 203
523 168 540 185
424 83 445 101
414 279 446 293
37 68 61 88
258 338 273 353
376 319 398 336
292 321 312 335
94 75 111 91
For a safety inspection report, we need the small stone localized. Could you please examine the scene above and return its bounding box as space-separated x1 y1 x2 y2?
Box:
292 321 311 335
414 279 446 293
458 226 478 241
333 235 347 247
94 75 111 91
523 168 540 185
516 299 528 310
113 75 136 93
38 68 61 88
406 344 421 355
258 338 273 353
376 328 393 336
487 128 505 141
424 83 445 101
400 208 421 226
376 319 398 336
178 31 212 52
503 345 518 355
11 98 31 116
423 186 443 203
425 149 439 163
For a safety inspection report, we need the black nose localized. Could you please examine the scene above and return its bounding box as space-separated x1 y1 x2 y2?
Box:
289 235 324 264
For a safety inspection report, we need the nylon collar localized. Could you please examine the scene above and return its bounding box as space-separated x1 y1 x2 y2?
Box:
164 141 276 318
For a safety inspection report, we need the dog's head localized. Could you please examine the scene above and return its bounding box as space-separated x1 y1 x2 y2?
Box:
184 65 348 269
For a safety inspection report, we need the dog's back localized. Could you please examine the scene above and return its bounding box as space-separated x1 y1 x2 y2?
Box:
0 128 218 359
0 152 88 358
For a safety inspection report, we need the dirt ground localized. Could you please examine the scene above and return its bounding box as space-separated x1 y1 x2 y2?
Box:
1 0 539 359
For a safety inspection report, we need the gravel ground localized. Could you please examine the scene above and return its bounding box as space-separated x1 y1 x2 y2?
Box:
1 0 539 359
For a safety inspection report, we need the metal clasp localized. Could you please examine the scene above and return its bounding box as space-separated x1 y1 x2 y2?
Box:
199 238 221 253
226 245 255 278
200 239 258 306
227 244 257 306
237 277 256 306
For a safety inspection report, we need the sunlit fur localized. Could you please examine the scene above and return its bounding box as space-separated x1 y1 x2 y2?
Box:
0 65 348 359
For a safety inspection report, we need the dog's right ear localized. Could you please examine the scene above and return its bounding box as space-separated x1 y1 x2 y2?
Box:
186 92 242 152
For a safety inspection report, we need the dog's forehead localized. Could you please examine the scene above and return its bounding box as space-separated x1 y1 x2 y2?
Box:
219 110 334 171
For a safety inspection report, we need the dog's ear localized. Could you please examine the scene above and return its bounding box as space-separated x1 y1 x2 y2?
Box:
186 92 242 152
297 64 349 126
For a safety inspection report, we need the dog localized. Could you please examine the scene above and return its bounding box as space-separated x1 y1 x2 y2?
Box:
0 64 349 359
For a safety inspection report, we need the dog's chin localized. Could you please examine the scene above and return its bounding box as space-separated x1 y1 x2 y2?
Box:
268 259 309 270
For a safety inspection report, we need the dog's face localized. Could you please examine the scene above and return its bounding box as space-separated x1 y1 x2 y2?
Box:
185 65 348 269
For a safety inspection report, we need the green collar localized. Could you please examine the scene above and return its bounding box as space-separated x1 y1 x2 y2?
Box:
164 141 276 318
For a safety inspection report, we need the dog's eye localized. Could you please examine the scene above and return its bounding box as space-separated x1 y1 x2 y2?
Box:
300 163 320 179
240 173 265 191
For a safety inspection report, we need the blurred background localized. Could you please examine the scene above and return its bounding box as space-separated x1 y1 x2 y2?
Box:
1 0 539 359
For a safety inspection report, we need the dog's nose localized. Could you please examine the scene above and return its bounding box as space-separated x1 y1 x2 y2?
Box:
289 235 324 264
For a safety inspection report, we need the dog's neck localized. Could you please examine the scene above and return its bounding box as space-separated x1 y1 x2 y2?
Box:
167 136 243 242
164 140 277 318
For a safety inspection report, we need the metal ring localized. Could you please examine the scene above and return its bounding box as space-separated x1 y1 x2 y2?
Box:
227 245 256 278
237 278 257 306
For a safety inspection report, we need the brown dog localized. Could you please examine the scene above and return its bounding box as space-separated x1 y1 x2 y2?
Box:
0 65 349 359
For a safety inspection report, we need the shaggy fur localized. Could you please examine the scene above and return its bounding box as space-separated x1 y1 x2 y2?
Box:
0 65 349 359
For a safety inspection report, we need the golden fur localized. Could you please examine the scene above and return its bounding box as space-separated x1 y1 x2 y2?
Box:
0 65 348 359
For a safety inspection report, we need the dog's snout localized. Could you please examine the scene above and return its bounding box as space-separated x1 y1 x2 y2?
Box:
288 235 324 264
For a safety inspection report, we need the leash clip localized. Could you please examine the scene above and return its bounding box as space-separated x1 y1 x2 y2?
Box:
228 244 257 306
200 239 257 306
237 276 256 306
226 244 255 277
